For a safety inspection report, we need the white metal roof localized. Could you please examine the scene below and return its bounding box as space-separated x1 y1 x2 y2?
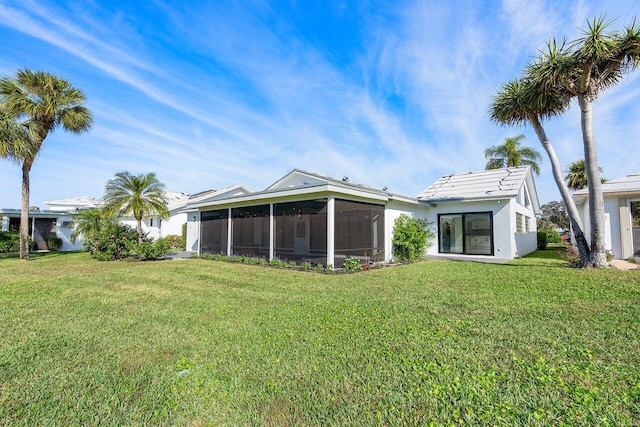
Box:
574 172 640 197
417 167 531 202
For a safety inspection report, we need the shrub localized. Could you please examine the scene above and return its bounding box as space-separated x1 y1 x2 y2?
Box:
131 238 171 260
46 236 63 251
163 234 183 249
392 215 434 262
537 231 548 250
540 228 562 244
86 222 140 261
558 244 579 267
342 257 362 271
0 231 20 253
181 223 187 250
301 261 312 271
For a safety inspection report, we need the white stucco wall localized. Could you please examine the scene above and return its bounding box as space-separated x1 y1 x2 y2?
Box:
424 199 514 260
186 211 200 253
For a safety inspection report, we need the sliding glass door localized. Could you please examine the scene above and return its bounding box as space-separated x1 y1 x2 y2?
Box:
438 212 493 256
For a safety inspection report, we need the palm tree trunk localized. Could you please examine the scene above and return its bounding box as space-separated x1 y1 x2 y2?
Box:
136 218 143 246
20 159 33 260
529 114 591 266
577 94 607 267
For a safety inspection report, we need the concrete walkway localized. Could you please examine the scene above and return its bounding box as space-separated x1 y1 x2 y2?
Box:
610 259 640 270
161 251 195 260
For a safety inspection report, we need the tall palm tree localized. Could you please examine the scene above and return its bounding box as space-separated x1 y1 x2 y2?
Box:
484 134 542 175
528 17 640 267
0 69 92 260
490 77 591 266
70 207 115 244
103 172 169 245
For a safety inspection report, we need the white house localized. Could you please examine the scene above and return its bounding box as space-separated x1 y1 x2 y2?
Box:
183 167 540 266
573 172 640 259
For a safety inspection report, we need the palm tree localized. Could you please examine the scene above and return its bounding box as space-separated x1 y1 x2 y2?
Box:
0 69 92 259
70 208 115 244
528 17 640 267
565 159 606 191
0 106 37 161
490 77 591 266
103 172 169 245
484 134 542 175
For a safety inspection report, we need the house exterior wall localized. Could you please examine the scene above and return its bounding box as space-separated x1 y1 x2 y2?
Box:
511 197 538 258
423 199 516 260
575 198 617 256
186 212 201 252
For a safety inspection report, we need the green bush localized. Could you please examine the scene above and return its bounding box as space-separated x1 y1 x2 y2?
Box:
163 234 183 249
392 215 434 262
46 236 63 251
85 222 140 261
342 257 362 271
0 231 20 253
537 231 548 250
131 238 170 260
540 228 562 244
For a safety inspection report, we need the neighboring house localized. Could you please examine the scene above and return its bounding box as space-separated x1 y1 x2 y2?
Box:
183 167 540 266
0 207 82 251
573 172 640 259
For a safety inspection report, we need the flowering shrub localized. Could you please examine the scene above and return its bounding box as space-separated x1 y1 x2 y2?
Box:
558 244 580 267
85 222 140 261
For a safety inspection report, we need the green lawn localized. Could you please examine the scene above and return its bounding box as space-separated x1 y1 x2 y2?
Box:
1 251 639 425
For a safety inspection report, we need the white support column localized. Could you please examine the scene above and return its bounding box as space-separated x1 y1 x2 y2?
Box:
327 197 335 268
269 203 274 260
227 207 232 256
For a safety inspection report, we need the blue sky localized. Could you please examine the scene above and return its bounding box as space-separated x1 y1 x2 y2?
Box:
1 0 639 208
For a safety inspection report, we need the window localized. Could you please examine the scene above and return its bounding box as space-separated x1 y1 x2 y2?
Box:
516 213 524 234
438 212 493 256
525 216 531 233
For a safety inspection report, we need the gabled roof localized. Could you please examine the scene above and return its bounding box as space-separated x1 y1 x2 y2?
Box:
574 172 640 197
184 169 417 210
162 192 190 211
266 169 391 196
417 167 539 211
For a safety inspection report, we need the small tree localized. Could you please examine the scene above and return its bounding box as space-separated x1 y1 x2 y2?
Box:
392 215 434 262
70 207 115 244
103 172 169 245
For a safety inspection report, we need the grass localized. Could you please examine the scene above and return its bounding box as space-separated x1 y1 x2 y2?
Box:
1 250 639 425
